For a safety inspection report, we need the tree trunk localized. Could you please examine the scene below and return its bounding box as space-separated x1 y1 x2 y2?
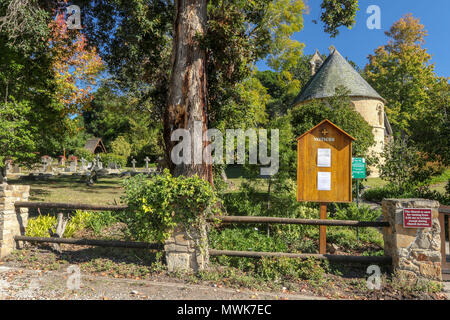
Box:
164 0 212 184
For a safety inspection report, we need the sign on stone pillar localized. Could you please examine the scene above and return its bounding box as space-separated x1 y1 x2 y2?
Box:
382 199 442 281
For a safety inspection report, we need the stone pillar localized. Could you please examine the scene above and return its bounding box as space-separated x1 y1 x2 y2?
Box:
382 199 442 281
0 184 30 258
164 223 209 273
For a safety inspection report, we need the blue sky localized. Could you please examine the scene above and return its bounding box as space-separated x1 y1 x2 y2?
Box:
256 0 450 77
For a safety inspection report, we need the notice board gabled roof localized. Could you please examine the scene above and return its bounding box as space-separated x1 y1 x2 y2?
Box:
296 119 356 141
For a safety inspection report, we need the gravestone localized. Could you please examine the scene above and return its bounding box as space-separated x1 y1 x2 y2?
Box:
41 157 52 173
69 161 77 172
4 161 12 174
80 158 88 171
144 156 150 173
131 158 137 172
12 164 21 174
94 155 103 170
108 162 118 170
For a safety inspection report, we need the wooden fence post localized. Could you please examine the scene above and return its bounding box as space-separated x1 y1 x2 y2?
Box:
319 203 327 254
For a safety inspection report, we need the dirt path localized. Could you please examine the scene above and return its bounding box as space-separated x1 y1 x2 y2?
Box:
0 266 324 300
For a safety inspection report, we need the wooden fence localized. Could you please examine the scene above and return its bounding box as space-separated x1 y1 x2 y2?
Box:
13 201 394 264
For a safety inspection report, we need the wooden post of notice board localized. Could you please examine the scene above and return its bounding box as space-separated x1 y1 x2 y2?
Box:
319 203 327 254
296 119 355 255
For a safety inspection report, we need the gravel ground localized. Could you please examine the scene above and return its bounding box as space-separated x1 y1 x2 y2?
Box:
0 265 324 300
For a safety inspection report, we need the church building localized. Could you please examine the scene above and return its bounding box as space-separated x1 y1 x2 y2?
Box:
292 46 392 177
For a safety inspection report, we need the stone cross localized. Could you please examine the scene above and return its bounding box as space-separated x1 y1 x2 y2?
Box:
95 155 103 169
144 156 150 172
131 158 137 172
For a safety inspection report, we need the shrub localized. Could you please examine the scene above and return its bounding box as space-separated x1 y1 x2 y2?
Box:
363 184 450 205
378 139 437 192
209 228 325 281
121 170 221 243
63 210 92 237
333 203 381 222
26 210 93 238
259 257 325 281
26 215 57 237
86 210 119 235
362 184 402 203
110 135 132 158
99 153 127 168
74 147 94 162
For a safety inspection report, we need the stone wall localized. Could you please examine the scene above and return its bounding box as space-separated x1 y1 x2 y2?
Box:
0 184 30 258
382 199 442 281
164 223 209 273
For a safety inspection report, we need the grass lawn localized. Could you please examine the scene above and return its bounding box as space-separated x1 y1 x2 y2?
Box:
8 175 125 205
6 166 447 205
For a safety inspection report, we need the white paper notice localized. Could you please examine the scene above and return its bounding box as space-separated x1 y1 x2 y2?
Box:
317 148 331 167
317 172 331 191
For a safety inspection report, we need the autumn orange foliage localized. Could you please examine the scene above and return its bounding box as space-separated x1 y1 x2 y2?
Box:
48 10 103 115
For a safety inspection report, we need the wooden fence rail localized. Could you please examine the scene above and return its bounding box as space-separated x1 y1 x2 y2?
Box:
210 215 389 228
209 249 392 264
14 236 163 250
14 201 128 211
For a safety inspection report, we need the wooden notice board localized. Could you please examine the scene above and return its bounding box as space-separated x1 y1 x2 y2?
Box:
297 119 355 203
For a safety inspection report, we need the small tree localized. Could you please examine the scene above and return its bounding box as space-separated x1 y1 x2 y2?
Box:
378 138 436 192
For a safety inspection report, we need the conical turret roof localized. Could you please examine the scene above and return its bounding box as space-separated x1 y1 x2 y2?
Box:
293 48 385 105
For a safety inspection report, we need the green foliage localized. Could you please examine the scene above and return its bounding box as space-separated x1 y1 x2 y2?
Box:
0 0 50 53
320 0 359 37
365 14 449 165
209 228 325 281
378 138 436 192
289 87 375 158
26 215 56 237
0 100 36 168
255 70 301 118
121 170 221 242
259 257 325 281
362 184 401 203
82 85 132 147
363 184 450 205
99 153 127 168
82 83 164 163
26 210 93 238
110 135 132 158
333 203 381 222
63 210 93 238
74 147 94 162
86 211 119 235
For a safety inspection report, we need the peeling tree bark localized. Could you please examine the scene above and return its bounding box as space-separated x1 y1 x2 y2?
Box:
164 0 213 185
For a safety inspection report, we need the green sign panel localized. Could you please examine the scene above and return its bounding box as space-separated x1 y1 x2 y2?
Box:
352 158 366 179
